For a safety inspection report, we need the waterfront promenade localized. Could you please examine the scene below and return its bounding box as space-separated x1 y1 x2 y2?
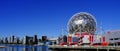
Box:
49 45 120 51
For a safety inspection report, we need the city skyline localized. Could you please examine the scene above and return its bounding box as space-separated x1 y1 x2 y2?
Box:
0 0 120 38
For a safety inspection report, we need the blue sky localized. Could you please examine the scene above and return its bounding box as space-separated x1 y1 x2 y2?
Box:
0 0 120 38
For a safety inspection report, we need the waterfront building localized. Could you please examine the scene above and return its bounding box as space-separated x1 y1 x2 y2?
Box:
12 36 15 43
33 35 38 44
42 36 47 41
23 35 38 45
23 36 27 45
5 37 8 44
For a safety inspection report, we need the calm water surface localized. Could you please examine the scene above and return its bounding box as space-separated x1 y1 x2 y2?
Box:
0 44 49 51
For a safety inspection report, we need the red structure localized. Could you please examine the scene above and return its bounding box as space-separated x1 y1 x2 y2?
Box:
58 32 110 46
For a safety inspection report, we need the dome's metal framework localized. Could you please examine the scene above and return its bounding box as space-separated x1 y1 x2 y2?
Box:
68 12 96 34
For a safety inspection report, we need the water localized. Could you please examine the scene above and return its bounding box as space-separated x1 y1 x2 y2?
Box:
0 44 116 51
0 44 48 51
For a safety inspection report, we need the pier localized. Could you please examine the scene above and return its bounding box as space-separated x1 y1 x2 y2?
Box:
49 45 120 51
0 46 6 48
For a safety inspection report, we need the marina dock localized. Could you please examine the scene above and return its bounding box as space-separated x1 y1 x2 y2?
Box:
0 46 6 48
49 45 120 51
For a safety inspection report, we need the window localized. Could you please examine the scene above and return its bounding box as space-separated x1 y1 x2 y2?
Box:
110 38 120 40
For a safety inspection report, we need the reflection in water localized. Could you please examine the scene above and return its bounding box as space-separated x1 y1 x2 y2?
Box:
9 47 14 51
0 45 48 51
22 46 37 51
32 46 37 51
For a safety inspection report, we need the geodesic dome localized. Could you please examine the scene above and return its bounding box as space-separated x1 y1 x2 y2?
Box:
68 12 96 34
